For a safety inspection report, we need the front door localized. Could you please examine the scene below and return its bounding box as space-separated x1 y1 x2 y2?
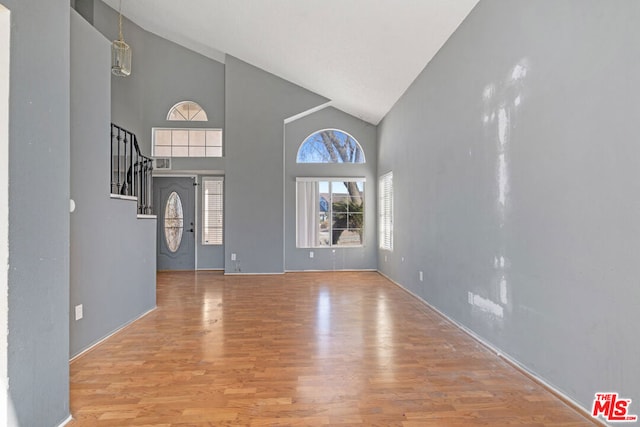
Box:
154 177 196 270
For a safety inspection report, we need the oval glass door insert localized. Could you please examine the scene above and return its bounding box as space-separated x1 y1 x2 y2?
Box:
164 191 184 252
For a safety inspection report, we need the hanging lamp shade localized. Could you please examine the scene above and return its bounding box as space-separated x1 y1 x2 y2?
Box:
111 39 131 76
111 1 131 77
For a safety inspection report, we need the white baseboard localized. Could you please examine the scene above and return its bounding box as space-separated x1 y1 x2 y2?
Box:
109 193 137 201
376 270 606 427
224 272 285 276
57 414 72 427
136 214 157 220
70 307 157 363
284 269 377 273
222 269 378 275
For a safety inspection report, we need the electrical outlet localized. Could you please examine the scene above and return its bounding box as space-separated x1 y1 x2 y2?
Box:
75 304 83 321
419 271 423 282
309 251 314 258
468 292 474 305
401 257 405 263
231 253 236 261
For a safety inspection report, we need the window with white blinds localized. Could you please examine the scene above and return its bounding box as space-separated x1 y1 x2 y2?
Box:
379 172 393 251
202 177 223 245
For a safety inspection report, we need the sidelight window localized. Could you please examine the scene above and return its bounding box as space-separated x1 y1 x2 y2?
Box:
378 172 393 251
202 177 223 245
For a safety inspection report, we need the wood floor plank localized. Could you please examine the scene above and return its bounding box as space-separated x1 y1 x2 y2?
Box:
68 271 597 426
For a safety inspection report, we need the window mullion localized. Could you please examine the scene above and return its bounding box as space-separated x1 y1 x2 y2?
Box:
328 182 333 248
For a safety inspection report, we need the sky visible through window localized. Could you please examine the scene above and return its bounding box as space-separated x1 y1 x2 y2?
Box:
297 129 365 163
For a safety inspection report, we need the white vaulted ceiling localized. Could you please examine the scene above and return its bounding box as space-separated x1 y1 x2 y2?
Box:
102 0 479 125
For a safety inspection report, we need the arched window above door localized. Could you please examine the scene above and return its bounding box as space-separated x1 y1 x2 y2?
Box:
154 101 222 157
167 101 208 122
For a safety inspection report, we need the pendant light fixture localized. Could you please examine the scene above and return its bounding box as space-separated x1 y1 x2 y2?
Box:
111 0 131 77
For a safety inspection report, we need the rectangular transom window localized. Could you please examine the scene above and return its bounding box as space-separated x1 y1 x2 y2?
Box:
202 177 223 245
379 171 393 251
152 128 222 157
296 177 365 248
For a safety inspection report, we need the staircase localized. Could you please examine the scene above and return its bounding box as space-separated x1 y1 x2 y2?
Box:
110 123 153 214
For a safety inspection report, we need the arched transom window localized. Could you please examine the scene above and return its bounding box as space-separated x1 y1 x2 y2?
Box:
297 129 365 163
167 101 208 121
153 100 222 157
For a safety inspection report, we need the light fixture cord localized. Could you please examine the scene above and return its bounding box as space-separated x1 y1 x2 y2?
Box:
118 0 124 42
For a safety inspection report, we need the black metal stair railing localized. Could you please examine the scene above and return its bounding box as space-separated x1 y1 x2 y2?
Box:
111 123 154 214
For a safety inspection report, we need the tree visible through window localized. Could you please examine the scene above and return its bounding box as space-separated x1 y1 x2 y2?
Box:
296 178 365 247
297 129 365 163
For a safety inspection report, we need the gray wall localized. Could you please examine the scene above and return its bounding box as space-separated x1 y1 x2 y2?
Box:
5 0 70 425
92 0 226 155
224 56 328 273
285 107 377 271
91 0 227 269
90 3 332 274
378 0 640 410
70 10 157 358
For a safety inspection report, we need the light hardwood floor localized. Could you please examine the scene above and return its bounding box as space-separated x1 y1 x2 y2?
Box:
69 271 597 426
